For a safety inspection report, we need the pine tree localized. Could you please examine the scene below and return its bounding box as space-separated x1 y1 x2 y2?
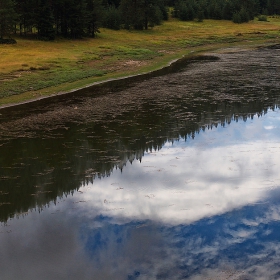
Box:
66 0 88 38
143 0 164 29
15 0 37 36
0 0 17 39
120 0 144 29
37 0 55 40
119 0 164 30
52 0 68 36
222 1 234 20
174 0 195 21
86 0 104 37
103 5 121 30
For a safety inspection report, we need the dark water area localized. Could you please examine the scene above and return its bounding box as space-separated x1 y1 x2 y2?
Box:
0 45 280 279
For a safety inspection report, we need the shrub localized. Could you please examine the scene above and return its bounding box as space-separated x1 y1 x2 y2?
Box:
239 7 250 22
197 10 204 22
0 38 17 44
232 8 250 24
232 12 242 23
178 3 195 21
258 15 268 21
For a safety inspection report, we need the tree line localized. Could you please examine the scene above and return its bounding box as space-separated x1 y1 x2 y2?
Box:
171 0 280 23
1 0 280 41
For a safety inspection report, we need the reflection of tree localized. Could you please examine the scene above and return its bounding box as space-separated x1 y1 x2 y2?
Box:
0 48 279 222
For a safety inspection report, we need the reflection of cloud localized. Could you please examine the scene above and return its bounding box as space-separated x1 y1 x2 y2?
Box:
227 228 257 239
78 137 280 225
72 109 280 226
264 125 276 130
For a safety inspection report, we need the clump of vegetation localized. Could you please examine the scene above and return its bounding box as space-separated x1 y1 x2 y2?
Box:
0 38 17 44
258 15 268 21
196 10 205 22
232 8 250 23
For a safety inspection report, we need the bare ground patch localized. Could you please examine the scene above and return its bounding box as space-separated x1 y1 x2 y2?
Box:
103 60 149 72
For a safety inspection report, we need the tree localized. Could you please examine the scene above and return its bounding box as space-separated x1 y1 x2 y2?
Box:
239 6 250 22
222 1 234 20
37 0 55 40
207 0 223 19
174 0 195 21
241 0 259 20
119 0 139 29
0 0 17 39
67 0 88 38
144 0 164 28
103 5 121 30
197 9 204 21
119 0 164 30
232 11 242 23
103 0 121 7
158 0 168 20
15 0 38 36
86 0 104 37
267 0 280 14
51 0 66 36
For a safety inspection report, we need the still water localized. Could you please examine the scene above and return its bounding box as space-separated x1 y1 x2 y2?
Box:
0 45 280 279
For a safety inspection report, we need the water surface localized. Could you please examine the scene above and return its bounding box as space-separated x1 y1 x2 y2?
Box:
0 45 280 279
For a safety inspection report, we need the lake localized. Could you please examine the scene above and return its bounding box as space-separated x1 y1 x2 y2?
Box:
0 45 280 279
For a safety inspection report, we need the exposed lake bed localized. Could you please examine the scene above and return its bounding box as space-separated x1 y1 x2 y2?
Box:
0 45 280 279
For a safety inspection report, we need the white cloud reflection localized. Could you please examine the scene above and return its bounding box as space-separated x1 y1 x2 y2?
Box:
77 110 280 225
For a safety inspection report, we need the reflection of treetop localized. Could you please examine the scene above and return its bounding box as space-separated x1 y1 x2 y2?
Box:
0 48 280 222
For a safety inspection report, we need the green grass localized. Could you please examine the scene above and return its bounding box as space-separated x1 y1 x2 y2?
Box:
0 67 106 98
1 17 280 107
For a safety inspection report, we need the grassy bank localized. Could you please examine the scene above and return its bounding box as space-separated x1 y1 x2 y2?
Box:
1 17 280 107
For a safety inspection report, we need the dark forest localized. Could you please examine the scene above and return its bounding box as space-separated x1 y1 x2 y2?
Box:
0 0 280 40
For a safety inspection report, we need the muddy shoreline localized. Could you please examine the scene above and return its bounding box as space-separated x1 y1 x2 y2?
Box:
0 54 216 112
0 43 278 114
